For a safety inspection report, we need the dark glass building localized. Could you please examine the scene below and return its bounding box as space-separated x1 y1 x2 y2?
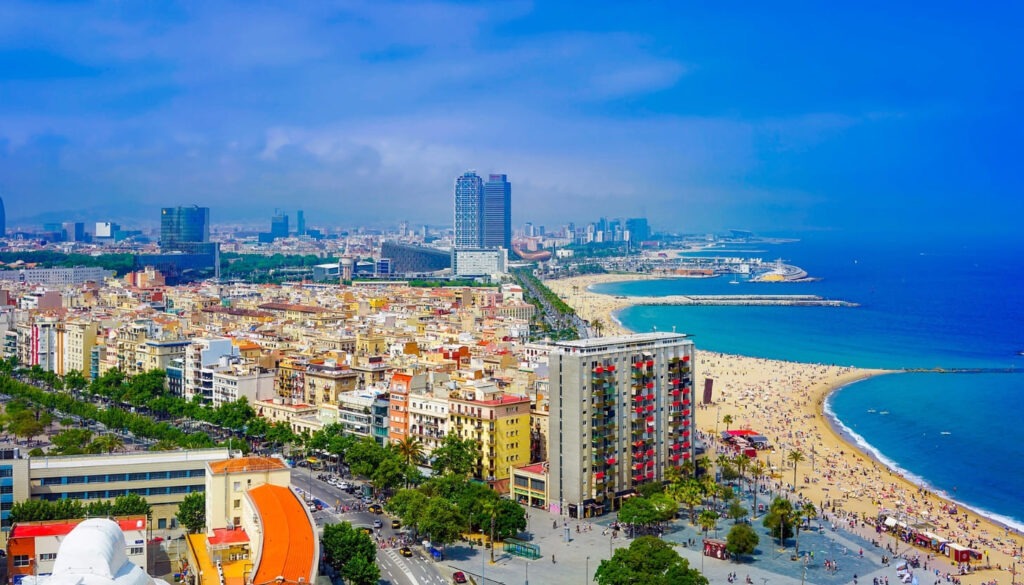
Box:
482 173 511 249
160 206 210 247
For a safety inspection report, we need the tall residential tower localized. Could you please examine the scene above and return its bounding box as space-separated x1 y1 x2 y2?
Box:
454 171 484 248
482 173 512 249
547 332 695 516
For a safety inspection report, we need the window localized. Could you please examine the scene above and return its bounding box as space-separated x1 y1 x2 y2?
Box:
86 475 107 483
169 470 189 479
128 472 148 481
128 547 144 556
40 477 63 486
0 468 12 478
0 485 14 494
158 518 167 529
13 555 30 567
66 475 86 484
39 553 58 562
233 499 241 509
107 474 127 482
233 481 241 491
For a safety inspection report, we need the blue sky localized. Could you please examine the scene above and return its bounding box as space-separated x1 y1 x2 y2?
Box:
1 1 1021 237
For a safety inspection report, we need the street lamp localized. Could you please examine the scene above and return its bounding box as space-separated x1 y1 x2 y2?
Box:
585 556 590 584
525 558 529 585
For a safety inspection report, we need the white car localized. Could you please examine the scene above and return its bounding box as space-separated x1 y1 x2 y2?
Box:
338 481 350 489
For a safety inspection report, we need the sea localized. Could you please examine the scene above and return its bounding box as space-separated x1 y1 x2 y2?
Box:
591 232 1024 532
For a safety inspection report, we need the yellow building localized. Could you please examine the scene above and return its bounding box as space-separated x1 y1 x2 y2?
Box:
448 385 531 489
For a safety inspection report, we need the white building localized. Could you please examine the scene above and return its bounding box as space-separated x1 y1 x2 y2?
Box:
184 337 237 402
408 391 449 456
453 248 507 277
210 359 276 407
0 267 113 286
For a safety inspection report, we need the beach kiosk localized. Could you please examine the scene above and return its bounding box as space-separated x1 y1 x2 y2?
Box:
948 543 975 564
703 539 729 560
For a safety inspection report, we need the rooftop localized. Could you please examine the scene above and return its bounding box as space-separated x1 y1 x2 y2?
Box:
11 517 147 538
208 456 288 475
554 331 689 349
249 484 316 585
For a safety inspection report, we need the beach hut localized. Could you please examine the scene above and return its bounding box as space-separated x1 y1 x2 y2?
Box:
948 543 975 564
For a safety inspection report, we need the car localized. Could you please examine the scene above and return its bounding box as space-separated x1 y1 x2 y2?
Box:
452 571 467 584
338 481 350 489
372 519 383 529
399 547 412 557
357 526 372 535
368 504 383 514
391 519 401 529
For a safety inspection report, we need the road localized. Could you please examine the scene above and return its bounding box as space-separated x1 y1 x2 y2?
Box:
289 469 449 585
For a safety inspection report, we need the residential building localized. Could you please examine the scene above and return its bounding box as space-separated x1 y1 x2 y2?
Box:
547 332 695 517
408 391 449 456
303 362 358 406
0 448 30 541
184 338 237 402
0 267 112 286
510 462 549 510
62 319 98 377
482 173 511 249
210 360 275 407
448 383 531 488
454 171 484 249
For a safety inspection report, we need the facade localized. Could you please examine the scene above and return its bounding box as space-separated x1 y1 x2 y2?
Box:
407 392 449 456
24 449 229 532
510 462 549 509
210 361 275 407
0 267 113 286
184 338 237 402
0 195 4 237
547 332 695 517
454 171 484 249
448 384 531 486
453 248 507 277
481 173 512 250
160 206 210 248
62 319 98 376
380 242 451 274
0 448 31 540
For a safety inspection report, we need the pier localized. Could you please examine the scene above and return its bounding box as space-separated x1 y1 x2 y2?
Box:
621 294 859 307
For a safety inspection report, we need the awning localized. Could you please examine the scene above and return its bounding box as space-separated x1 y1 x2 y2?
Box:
884 517 897 527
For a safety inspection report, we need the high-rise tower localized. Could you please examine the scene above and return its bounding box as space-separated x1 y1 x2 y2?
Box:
0 195 5 237
547 332 695 515
482 173 511 249
454 171 483 248
160 206 210 247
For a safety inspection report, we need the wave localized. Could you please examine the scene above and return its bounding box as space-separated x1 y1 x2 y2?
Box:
824 384 1024 535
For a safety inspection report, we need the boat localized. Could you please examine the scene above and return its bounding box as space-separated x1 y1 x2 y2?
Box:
729 276 740 285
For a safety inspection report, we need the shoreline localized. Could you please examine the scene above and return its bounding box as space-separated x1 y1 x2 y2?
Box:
545 272 1023 584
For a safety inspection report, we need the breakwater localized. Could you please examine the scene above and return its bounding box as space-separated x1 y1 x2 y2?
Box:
620 294 858 307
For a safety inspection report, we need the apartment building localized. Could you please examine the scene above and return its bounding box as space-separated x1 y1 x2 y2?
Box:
448 382 531 487
547 332 695 517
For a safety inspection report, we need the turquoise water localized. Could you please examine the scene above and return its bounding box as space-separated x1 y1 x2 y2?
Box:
592 234 1024 529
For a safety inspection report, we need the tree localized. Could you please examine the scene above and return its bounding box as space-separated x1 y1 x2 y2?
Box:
90 433 125 454
787 450 805 487
618 497 659 528
750 460 766 518
395 436 425 466
649 493 679 523
322 522 377 582
721 414 733 429
8 411 45 444
670 479 703 525
386 489 430 530
371 454 406 495
795 502 817 554
725 523 759 559
50 428 94 455
591 319 605 337
177 492 206 533
109 493 151 516
340 554 380 585
727 500 749 524
636 481 665 498
698 509 719 538
733 454 750 487
595 536 708 585
763 497 795 548
418 498 464 546
430 434 480 477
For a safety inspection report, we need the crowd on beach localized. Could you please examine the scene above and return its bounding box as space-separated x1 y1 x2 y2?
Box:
544 274 1024 585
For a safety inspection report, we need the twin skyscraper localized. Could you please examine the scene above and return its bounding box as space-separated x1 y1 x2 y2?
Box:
454 172 511 251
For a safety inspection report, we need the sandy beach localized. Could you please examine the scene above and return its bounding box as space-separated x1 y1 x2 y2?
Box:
545 273 1023 585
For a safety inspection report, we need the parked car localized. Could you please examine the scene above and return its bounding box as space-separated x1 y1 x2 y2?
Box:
452 572 467 584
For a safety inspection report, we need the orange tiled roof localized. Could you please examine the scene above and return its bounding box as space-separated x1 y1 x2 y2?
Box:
249 484 316 584
208 456 288 475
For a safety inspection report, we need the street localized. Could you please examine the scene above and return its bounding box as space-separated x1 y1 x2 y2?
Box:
289 468 449 585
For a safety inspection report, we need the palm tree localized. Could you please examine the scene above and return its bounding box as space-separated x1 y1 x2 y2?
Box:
91 434 125 454
698 509 719 539
678 458 696 478
481 499 498 564
395 436 425 466
671 479 704 525
721 413 733 429
591 319 605 337
768 497 794 548
795 502 817 554
750 460 767 518
734 453 750 487
787 450 805 488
